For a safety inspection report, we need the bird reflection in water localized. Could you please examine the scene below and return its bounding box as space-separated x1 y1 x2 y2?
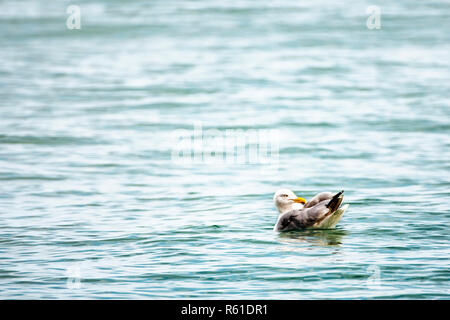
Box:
278 229 348 247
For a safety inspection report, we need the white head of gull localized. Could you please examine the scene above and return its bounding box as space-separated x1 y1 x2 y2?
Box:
273 188 306 214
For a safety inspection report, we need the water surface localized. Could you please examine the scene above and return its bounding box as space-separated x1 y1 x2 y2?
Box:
0 0 449 299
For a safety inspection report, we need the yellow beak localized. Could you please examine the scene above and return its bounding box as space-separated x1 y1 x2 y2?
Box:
290 197 307 204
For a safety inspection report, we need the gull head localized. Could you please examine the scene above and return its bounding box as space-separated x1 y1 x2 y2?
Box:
273 188 307 214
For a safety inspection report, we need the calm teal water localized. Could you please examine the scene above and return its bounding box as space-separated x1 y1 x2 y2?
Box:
0 0 449 299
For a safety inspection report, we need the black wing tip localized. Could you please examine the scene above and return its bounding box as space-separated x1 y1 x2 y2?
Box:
335 190 344 197
326 190 344 210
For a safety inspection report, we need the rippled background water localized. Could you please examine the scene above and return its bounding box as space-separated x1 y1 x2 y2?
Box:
1 0 449 299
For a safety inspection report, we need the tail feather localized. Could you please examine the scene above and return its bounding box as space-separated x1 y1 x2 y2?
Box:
326 190 344 212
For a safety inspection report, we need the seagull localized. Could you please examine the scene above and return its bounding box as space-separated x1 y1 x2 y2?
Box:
273 189 349 232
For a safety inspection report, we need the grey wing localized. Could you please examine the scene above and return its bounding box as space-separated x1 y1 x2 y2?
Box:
302 191 345 228
274 205 329 232
274 211 306 232
302 200 337 228
303 192 333 208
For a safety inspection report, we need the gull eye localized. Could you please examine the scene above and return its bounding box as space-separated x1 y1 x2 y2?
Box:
282 194 288 197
